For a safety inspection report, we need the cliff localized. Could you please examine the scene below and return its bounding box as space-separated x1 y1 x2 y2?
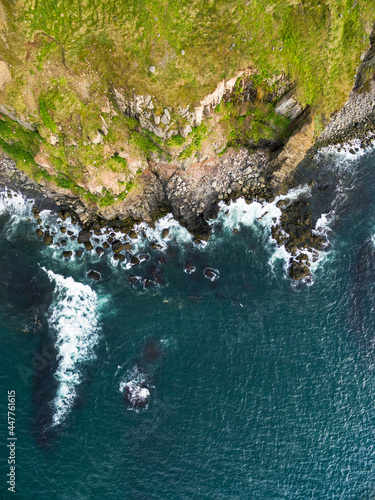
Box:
0 1 375 247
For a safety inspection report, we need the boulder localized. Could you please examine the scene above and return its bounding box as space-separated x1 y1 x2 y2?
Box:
112 240 124 254
275 93 303 121
43 234 53 246
204 267 220 281
130 255 140 266
78 230 91 244
87 270 101 281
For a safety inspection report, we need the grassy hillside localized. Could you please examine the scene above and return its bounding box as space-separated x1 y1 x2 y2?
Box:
0 0 374 207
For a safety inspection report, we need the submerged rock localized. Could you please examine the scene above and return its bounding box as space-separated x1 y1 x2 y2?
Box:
123 382 150 409
184 262 196 274
138 253 150 263
122 340 164 409
142 278 156 288
204 267 220 281
128 275 141 287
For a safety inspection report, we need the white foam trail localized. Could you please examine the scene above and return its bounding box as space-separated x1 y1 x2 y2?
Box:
43 269 101 426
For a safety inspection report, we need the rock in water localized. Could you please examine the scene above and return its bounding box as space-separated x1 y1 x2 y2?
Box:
138 253 150 263
130 255 140 266
122 340 164 409
123 381 150 409
289 259 310 280
43 234 53 246
112 240 124 254
128 275 141 287
78 230 91 244
204 268 220 281
87 270 101 281
184 262 196 274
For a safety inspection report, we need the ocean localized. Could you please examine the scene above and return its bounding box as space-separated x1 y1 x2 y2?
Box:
1 142 375 499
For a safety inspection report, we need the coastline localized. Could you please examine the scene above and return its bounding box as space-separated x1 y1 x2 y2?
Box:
1 31 375 280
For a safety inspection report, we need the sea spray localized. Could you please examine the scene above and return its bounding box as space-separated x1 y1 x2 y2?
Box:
0 189 33 238
43 269 101 426
210 185 315 278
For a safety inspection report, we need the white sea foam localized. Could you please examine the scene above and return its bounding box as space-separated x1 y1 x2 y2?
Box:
213 184 311 233
119 366 151 411
43 269 101 426
128 214 193 253
316 136 375 177
0 189 33 237
210 185 315 278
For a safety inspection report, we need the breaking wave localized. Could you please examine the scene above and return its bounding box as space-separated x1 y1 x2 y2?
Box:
43 269 101 426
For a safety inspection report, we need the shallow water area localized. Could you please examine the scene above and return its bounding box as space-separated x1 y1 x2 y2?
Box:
1 145 375 498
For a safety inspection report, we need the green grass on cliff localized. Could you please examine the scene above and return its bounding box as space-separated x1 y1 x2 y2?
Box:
0 0 374 208
2 0 374 114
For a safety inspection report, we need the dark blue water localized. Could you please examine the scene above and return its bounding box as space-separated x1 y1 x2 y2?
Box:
1 144 375 499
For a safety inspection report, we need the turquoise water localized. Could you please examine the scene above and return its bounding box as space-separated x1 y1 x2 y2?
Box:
1 144 375 498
